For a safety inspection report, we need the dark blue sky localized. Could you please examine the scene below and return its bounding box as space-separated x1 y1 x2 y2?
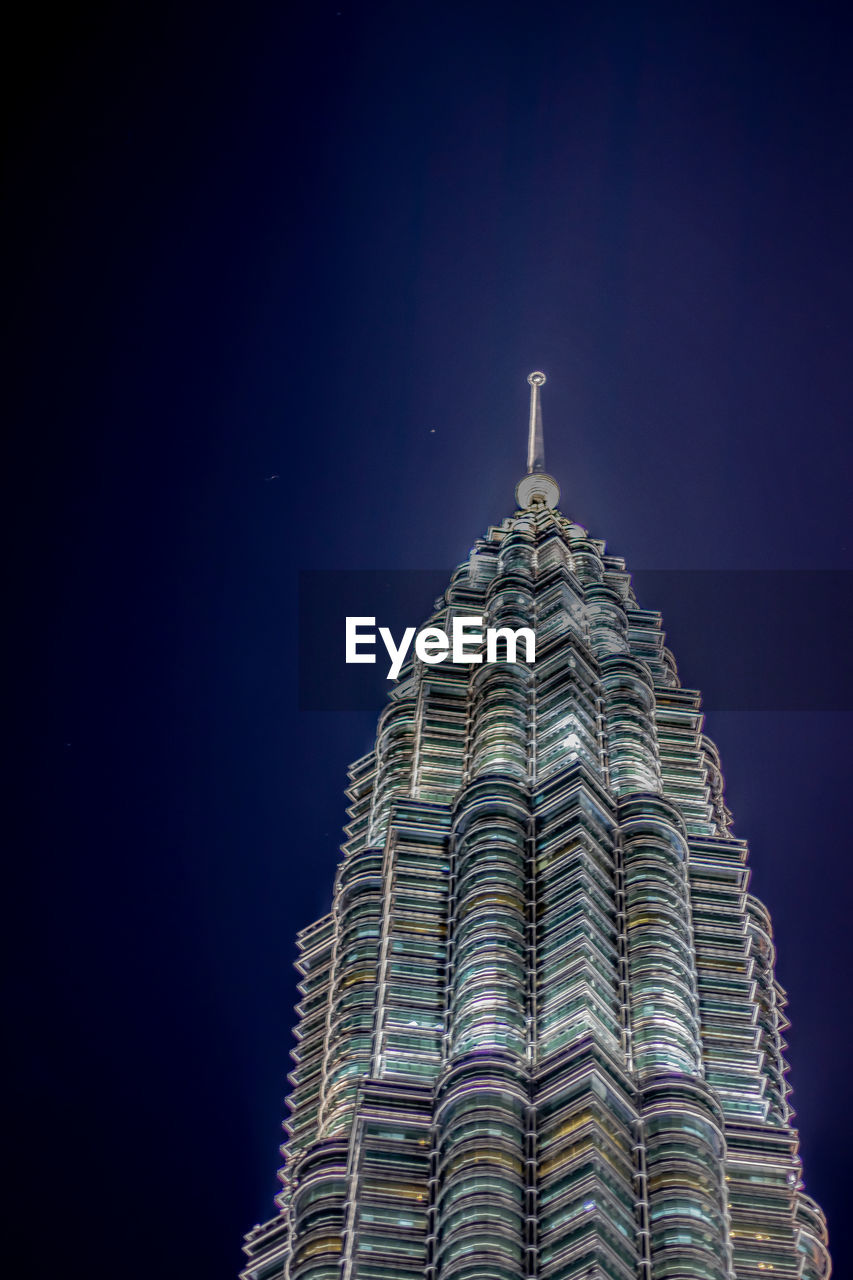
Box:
8 1 853 1275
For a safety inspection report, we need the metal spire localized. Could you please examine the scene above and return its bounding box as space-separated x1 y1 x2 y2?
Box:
515 371 561 510
526 371 546 473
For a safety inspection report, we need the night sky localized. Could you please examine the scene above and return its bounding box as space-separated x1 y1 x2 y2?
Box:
7 2 852 1276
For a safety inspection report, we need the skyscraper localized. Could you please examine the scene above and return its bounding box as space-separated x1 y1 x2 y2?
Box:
242 375 831 1280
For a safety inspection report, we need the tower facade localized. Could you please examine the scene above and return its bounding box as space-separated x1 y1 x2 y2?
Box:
242 377 831 1280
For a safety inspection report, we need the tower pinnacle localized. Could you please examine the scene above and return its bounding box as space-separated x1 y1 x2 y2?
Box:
515 370 561 509
527 370 547 473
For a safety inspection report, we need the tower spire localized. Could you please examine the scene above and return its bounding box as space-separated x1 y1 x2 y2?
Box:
527 370 546 473
515 370 561 510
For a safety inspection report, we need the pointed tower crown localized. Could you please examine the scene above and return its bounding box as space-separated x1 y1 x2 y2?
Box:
515 371 561 509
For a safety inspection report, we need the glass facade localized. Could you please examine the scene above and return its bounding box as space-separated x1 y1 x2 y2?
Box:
242 402 830 1280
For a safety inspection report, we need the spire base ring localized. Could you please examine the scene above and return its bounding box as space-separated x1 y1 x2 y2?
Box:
515 472 560 510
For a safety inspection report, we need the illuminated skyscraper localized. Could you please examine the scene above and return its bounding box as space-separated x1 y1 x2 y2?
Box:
242 375 830 1280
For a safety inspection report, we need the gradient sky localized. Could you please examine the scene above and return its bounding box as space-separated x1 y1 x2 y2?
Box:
8 1 853 1276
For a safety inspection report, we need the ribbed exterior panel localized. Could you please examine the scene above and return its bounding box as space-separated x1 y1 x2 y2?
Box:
435 1058 528 1280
